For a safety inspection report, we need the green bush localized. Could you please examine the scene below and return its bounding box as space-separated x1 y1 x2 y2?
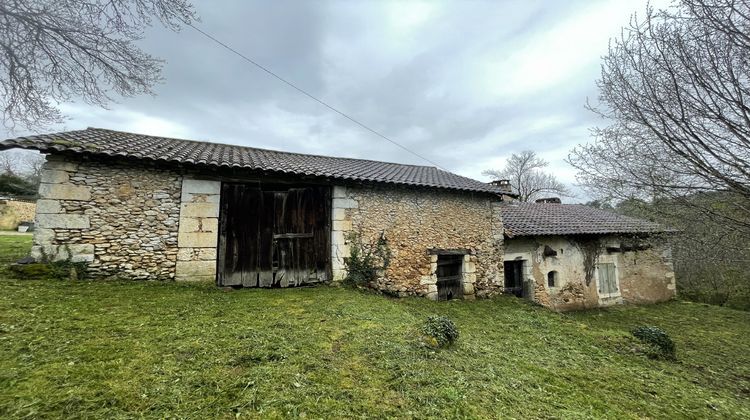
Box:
632 326 676 360
344 233 390 286
421 315 459 348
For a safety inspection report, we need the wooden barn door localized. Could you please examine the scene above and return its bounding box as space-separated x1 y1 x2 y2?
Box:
217 183 330 287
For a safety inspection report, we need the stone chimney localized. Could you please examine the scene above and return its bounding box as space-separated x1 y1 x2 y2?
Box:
489 179 512 193
535 197 561 204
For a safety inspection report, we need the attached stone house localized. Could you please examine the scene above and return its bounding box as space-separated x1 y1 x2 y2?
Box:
0 128 510 300
500 203 676 311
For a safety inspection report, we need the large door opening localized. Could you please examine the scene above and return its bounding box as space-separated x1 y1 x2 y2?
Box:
217 183 331 287
503 260 525 297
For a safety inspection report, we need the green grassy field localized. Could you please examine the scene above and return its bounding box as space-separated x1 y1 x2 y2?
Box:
0 234 748 419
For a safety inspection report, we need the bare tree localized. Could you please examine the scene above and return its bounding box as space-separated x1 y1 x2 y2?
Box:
568 0 750 231
483 151 570 202
0 0 197 131
0 152 18 175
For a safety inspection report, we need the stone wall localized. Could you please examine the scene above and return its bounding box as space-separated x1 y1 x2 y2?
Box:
0 200 36 230
331 184 504 299
31 155 182 279
504 235 676 311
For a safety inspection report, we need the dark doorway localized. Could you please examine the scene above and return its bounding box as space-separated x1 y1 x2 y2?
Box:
217 183 330 287
436 255 463 301
503 260 524 297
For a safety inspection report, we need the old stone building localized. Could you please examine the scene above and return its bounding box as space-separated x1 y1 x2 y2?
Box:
500 203 676 311
0 128 508 300
0 128 677 308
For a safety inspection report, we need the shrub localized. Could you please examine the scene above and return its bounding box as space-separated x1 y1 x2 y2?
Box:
344 232 390 286
420 315 459 348
632 326 676 360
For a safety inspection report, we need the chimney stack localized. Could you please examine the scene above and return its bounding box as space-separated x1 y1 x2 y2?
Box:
489 179 512 192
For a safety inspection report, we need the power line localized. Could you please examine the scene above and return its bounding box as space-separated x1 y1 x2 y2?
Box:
185 22 446 170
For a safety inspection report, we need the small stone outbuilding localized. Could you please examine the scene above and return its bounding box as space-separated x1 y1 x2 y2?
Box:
1 128 510 300
500 203 676 311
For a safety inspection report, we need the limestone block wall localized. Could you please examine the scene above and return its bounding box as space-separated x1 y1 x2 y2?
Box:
331 184 504 298
504 235 676 311
175 179 221 282
31 155 182 279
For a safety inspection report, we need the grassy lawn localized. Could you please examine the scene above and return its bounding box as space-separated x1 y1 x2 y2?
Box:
0 232 33 265
0 234 748 418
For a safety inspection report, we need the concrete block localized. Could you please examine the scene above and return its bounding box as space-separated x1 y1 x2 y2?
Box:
332 208 347 221
40 169 69 184
332 220 352 231
332 198 358 209
38 183 91 201
181 179 221 196
180 202 219 218
36 214 90 229
178 217 218 233
178 231 218 248
36 199 61 214
175 260 216 281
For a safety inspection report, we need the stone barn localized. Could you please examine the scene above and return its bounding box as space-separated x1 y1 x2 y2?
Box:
500 202 676 311
0 128 511 300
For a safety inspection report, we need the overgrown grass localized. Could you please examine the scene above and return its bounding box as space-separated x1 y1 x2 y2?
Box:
0 234 748 418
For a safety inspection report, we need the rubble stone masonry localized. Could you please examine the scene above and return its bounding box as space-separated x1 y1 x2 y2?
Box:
32 155 182 279
331 184 504 299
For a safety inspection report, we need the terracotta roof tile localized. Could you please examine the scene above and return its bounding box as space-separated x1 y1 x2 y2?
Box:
1 128 504 194
501 203 670 237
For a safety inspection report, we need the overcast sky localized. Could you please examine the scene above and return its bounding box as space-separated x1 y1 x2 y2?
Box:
6 0 667 201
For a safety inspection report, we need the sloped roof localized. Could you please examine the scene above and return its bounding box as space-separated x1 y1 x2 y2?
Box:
0 128 504 194
500 203 669 237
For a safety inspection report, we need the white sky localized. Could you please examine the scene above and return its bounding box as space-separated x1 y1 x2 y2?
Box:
3 0 673 202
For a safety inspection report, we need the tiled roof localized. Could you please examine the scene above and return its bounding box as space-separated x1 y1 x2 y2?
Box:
0 128 504 194
500 202 670 237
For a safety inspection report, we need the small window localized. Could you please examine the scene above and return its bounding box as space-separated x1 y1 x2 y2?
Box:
547 271 558 288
